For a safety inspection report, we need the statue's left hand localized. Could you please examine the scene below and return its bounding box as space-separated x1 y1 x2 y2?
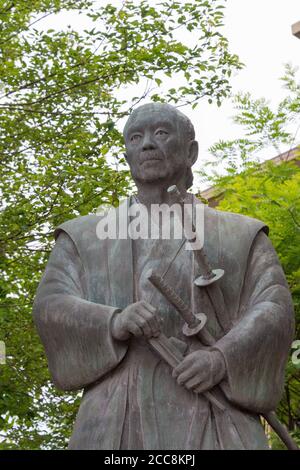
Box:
172 349 226 393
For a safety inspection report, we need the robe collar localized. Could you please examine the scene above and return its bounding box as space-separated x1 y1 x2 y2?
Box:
107 196 197 309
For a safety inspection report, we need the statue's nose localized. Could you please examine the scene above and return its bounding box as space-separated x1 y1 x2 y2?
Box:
142 132 156 150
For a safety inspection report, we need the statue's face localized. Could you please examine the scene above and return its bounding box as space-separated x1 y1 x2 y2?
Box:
124 108 194 186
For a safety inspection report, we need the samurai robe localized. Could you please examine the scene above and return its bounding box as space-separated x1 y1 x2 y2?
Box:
33 196 295 449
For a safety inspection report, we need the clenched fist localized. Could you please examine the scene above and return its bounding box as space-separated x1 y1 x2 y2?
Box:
111 301 161 341
172 349 226 394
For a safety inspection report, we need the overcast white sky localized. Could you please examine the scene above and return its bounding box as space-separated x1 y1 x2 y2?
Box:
38 0 300 189
191 0 300 178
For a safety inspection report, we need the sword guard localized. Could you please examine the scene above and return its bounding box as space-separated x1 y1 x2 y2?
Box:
194 268 224 287
182 313 207 337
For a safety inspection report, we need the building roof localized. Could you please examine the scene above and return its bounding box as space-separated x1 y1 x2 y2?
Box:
200 147 299 206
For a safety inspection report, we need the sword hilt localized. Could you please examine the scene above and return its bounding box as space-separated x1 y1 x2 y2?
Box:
147 269 215 345
167 185 221 284
147 270 199 329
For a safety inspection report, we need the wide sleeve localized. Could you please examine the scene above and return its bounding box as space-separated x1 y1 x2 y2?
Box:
214 230 295 413
33 231 128 391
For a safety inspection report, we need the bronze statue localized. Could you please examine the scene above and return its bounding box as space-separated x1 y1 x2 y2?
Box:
33 103 295 449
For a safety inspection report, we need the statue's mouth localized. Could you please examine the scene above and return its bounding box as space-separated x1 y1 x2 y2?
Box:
139 151 163 164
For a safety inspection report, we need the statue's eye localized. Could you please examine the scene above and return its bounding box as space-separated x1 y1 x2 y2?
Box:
155 129 168 137
130 134 142 142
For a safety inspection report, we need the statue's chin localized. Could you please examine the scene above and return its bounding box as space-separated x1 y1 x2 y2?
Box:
132 164 183 186
132 166 168 184
133 173 169 185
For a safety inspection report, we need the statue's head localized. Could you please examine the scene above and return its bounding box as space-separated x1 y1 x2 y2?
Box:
123 103 198 189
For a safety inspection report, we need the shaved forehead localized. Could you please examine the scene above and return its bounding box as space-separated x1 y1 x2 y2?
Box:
123 103 195 140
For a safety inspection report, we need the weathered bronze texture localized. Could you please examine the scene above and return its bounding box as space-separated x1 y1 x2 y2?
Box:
33 103 296 450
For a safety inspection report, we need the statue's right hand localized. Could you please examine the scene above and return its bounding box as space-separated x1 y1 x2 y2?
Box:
111 301 161 341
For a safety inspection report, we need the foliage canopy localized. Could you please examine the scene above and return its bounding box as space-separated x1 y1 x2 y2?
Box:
0 0 242 448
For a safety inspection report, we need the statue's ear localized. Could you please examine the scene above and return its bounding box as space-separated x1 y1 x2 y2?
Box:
187 140 198 167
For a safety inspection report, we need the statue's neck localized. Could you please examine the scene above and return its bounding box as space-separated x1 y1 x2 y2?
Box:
135 180 188 207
